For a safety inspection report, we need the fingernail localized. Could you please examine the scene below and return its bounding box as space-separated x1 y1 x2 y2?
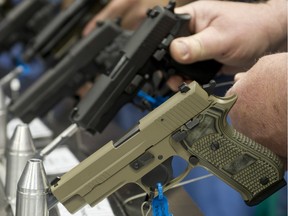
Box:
174 40 189 59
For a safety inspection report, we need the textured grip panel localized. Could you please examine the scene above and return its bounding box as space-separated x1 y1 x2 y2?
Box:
232 130 283 168
184 127 284 203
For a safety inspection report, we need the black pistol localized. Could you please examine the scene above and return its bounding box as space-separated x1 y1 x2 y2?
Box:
9 20 123 123
0 0 60 50
71 1 222 134
23 0 108 63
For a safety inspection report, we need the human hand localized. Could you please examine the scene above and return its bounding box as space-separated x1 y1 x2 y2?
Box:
226 53 287 162
170 0 287 75
83 0 170 36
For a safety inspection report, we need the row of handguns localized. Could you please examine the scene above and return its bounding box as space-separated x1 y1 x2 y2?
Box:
0 0 107 61
5 0 221 134
0 0 286 216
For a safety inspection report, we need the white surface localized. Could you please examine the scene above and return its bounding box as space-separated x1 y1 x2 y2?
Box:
43 146 79 175
7 118 53 139
57 199 115 216
43 146 115 216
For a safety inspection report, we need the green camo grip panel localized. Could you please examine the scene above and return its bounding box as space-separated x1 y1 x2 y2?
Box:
182 96 286 206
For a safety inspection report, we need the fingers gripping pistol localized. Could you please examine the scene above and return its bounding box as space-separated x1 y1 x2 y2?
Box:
49 81 286 214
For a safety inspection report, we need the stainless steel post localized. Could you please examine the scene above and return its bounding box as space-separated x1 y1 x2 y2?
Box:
0 66 23 157
16 159 49 216
5 124 36 203
0 87 7 157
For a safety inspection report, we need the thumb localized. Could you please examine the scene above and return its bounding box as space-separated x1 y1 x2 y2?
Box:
170 27 224 64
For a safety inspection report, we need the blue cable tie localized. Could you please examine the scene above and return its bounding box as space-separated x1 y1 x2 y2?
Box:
137 90 169 109
152 183 173 216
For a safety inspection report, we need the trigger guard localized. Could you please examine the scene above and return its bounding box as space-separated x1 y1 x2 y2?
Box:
140 158 174 190
137 161 193 195
164 162 193 191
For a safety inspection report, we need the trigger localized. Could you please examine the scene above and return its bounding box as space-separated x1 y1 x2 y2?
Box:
140 158 174 189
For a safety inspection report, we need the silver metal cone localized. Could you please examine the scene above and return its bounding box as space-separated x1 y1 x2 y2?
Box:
5 124 36 202
16 159 49 216
0 87 7 156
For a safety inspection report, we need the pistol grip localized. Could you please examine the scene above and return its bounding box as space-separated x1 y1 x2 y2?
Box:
226 129 286 206
183 121 286 206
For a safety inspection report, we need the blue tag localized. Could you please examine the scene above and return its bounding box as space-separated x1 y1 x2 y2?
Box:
152 183 173 216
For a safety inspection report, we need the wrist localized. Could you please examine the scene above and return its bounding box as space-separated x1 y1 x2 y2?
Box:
265 0 287 52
